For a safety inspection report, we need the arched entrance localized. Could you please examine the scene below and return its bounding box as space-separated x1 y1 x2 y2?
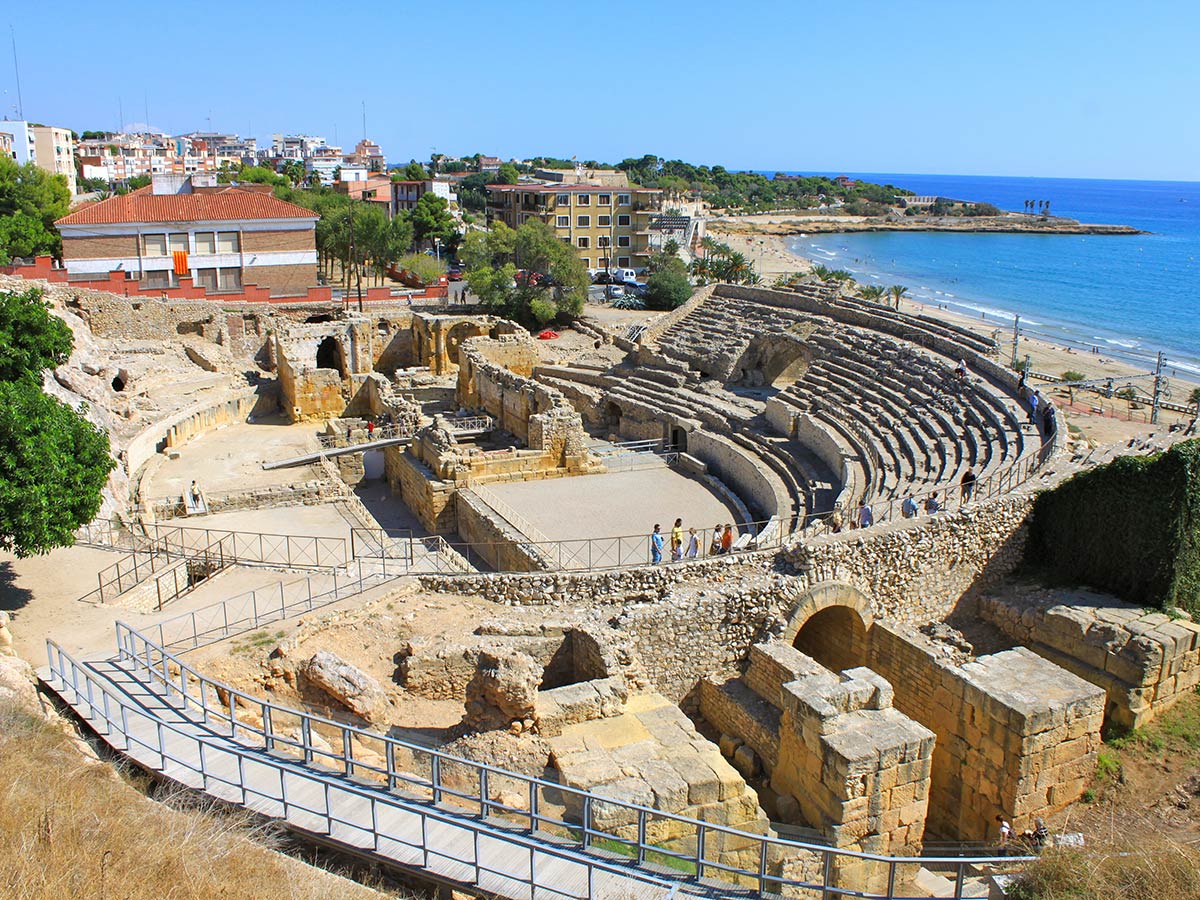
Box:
781 582 874 673
445 321 485 366
670 426 688 452
315 336 347 376
603 401 623 434
733 334 812 388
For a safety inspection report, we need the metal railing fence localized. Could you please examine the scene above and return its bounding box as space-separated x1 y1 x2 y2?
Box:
44 641 685 900
318 422 414 449
92 624 1036 899
143 560 398 653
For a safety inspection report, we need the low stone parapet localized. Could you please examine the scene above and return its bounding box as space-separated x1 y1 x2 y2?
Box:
980 588 1200 731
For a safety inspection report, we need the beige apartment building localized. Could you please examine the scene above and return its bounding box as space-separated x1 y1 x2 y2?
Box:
32 125 77 195
486 183 663 271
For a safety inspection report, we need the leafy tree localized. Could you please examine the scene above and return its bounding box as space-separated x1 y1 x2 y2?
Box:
0 380 115 557
889 284 908 309
1190 387 1200 410
458 172 492 212
0 287 73 382
858 285 887 303
645 269 692 310
662 238 681 257
126 174 151 190
0 156 71 262
394 252 445 285
411 193 455 248
399 161 429 181
78 176 109 193
1061 370 1086 383
496 162 520 185
463 219 586 326
647 251 687 277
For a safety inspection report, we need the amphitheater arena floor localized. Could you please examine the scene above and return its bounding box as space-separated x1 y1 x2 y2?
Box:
484 464 741 542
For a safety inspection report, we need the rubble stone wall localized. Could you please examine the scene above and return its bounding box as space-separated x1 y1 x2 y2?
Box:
455 489 551 572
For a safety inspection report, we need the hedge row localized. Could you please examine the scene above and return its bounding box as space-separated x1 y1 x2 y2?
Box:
1026 439 1200 611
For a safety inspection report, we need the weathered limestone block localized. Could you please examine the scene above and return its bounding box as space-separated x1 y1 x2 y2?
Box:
302 651 389 721
464 649 540 732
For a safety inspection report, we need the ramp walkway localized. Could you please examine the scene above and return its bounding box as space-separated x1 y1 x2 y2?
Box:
41 624 1029 900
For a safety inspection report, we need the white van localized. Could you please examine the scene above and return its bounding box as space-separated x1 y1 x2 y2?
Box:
611 267 638 283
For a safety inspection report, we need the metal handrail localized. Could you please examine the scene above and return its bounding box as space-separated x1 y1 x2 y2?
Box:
142 560 398 653
44 642 686 900
464 485 554 547
101 623 1036 899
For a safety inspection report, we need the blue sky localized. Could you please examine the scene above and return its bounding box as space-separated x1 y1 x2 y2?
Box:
6 0 1199 180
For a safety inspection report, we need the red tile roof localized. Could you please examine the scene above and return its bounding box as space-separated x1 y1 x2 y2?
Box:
56 185 318 226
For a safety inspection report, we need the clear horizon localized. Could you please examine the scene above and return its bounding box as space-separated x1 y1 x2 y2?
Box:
6 0 1199 182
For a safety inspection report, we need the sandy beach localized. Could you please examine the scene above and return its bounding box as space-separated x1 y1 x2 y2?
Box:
713 227 1198 444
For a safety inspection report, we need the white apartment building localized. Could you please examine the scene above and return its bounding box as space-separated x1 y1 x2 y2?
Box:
0 120 37 165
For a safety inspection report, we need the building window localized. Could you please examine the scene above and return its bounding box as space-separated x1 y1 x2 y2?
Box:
617 194 630 206
598 193 611 206
194 268 219 291
577 237 589 249
141 269 176 289
556 193 570 205
618 257 631 267
577 215 590 227
218 268 243 291
143 234 167 257
556 215 569 227
168 233 188 253
598 236 611 248
598 215 611 227
598 257 609 268
194 232 216 254
577 194 590 206
217 231 240 253
617 214 631 226
617 235 631 247
561 237 572 244
581 258 591 267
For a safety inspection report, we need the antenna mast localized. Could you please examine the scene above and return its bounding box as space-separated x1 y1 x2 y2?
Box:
9 26 23 119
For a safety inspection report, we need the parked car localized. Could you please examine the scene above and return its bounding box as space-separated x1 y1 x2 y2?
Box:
605 284 626 300
611 267 638 283
592 271 614 285
447 266 463 281
539 273 559 287
622 280 646 296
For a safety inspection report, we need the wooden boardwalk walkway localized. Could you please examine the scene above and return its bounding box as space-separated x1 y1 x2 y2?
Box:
43 647 692 900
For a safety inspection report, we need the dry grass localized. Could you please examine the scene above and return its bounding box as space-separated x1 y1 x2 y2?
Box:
1009 838 1200 900
0 702 417 900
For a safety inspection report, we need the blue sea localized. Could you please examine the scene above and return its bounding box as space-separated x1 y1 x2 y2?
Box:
775 173 1200 380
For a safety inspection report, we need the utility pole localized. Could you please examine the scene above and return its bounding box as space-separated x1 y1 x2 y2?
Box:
1152 350 1165 425
1010 314 1020 369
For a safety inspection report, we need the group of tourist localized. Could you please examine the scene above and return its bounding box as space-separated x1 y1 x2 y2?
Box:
649 519 737 563
1018 373 1058 438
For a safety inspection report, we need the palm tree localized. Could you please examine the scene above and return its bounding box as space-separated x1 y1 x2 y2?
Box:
1189 386 1200 412
889 285 908 309
858 285 886 303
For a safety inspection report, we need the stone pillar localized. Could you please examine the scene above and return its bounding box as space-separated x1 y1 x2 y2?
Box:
772 661 934 895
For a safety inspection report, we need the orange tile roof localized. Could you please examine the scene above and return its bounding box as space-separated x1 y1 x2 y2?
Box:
56 185 318 226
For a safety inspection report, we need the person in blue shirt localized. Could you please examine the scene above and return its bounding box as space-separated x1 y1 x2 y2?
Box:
902 495 918 518
650 524 664 564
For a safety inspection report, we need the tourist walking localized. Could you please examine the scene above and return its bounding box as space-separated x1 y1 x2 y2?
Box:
960 467 977 504
1043 404 1057 438
686 527 699 559
955 359 968 379
857 501 874 529
925 491 941 514
720 524 734 554
670 518 684 562
708 525 722 557
367 419 375 437
901 495 918 518
650 524 664 564
1028 390 1041 423
997 815 1013 847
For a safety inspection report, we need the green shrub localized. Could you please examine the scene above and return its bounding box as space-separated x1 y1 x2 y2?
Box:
1061 370 1085 383
1025 439 1200 611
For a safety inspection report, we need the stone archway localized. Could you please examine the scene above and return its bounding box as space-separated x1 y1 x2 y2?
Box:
780 582 874 673
732 334 812 388
445 321 486 366
315 335 347 377
603 400 623 434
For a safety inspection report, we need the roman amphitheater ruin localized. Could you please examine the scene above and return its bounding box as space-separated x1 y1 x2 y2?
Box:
7 268 1200 899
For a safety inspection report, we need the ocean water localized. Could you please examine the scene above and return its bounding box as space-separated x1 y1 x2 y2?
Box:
777 173 1200 380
